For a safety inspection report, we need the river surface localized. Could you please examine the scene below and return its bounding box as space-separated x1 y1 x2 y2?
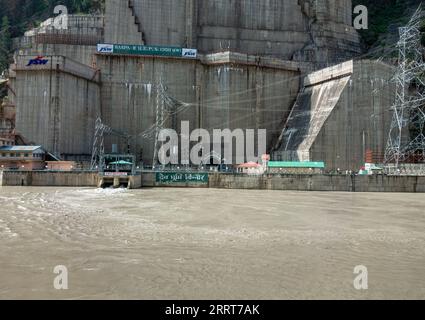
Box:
0 187 424 299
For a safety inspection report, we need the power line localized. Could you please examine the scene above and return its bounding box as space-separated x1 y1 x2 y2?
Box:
385 4 425 167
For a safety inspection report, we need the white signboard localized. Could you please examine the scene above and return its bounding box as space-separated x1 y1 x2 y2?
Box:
182 48 197 58
103 172 128 177
97 44 114 54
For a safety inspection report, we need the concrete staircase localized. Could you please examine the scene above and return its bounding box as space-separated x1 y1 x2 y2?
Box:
104 0 144 45
128 0 142 35
128 0 146 44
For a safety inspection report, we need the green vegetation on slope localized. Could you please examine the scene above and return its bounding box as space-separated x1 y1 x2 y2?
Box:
0 0 104 72
0 0 103 37
353 0 424 48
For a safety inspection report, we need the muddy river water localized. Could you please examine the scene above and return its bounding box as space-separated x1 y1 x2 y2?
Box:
0 187 424 299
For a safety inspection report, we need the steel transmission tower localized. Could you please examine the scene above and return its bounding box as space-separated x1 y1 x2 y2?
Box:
90 117 111 170
152 81 166 167
385 5 425 167
152 79 185 167
90 117 133 170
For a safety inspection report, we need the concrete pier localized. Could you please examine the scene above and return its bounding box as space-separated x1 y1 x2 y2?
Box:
98 174 142 189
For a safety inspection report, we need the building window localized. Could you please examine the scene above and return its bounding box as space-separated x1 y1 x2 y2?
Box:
24 153 29 158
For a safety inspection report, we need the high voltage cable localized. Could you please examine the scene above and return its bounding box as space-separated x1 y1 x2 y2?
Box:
113 72 306 107
104 70 395 140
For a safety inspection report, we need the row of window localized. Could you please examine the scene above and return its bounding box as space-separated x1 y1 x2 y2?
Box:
0 152 44 158
0 141 14 146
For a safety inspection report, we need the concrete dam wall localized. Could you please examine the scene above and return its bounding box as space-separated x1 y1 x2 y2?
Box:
273 60 396 171
13 55 101 161
97 52 301 164
8 0 398 174
105 0 361 63
15 15 104 66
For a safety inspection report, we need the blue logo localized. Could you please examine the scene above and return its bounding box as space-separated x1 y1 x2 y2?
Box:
182 49 197 58
27 56 49 67
97 44 114 53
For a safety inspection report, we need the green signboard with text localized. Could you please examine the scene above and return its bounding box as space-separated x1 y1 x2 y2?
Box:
97 44 197 59
156 172 208 184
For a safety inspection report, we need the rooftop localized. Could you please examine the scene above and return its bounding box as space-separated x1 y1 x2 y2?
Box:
0 146 43 152
268 161 325 169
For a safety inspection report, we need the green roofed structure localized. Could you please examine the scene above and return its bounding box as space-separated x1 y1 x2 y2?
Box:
110 160 134 165
268 161 325 174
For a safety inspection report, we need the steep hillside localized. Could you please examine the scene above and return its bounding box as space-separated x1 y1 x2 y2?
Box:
0 0 104 72
353 0 424 49
0 0 103 36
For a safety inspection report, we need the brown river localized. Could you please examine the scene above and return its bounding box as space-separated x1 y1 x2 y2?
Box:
0 187 424 299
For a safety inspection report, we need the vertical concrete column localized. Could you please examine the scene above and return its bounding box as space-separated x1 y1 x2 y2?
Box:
113 177 120 188
195 64 203 129
185 0 196 47
97 177 104 188
255 67 262 132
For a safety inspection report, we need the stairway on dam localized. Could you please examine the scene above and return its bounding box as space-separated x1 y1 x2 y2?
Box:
105 0 145 44
128 0 141 32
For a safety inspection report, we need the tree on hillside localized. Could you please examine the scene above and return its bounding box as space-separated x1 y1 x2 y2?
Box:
0 16 12 74
353 0 424 48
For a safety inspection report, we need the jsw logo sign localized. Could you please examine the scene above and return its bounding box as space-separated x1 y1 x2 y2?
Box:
26 56 49 67
182 49 197 58
97 44 114 54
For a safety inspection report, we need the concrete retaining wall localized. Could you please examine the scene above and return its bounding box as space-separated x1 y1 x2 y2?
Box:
0 171 144 189
142 172 425 193
0 171 100 187
2 171 424 193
